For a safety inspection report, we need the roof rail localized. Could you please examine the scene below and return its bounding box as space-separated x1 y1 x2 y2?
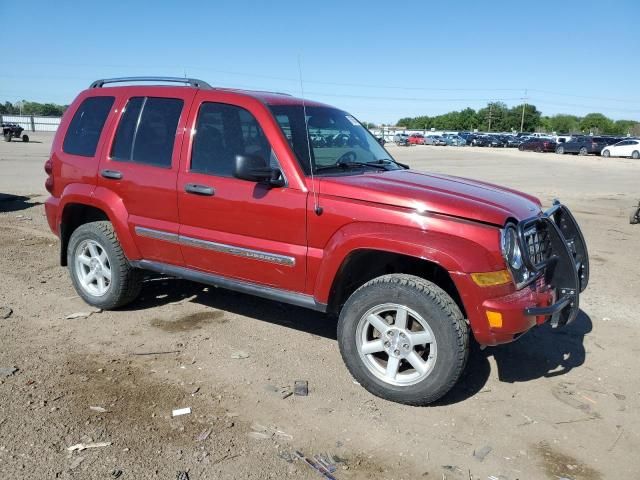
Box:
89 76 211 89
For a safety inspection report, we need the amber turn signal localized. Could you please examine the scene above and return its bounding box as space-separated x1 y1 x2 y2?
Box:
470 270 511 287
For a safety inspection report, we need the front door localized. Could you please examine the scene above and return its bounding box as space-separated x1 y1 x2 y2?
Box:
176 98 307 292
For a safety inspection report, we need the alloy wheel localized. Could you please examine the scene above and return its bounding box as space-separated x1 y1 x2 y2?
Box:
74 239 112 297
355 303 437 386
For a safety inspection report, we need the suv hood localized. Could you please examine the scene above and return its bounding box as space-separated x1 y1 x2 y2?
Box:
319 170 542 226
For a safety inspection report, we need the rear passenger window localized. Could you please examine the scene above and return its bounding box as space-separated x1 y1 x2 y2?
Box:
191 102 277 176
110 97 183 168
63 96 114 157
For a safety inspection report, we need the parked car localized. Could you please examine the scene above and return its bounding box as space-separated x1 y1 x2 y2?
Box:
393 133 409 146
2 123 29 142
473 135 504 147
44 76 589 406
408 133 425 145
601 139 640 159
518 138 557 152
505 136 525 148
442 134 466 146
555 136 608 155
424 135 447 146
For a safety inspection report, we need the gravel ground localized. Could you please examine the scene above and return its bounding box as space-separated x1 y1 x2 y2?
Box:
0 133 638 479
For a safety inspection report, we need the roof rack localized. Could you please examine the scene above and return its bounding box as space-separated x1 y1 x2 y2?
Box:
89 76 211 89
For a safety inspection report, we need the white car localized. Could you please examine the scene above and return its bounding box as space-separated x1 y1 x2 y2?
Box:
601 139 640 159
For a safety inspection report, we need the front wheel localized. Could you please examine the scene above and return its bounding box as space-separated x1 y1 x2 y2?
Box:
68 221 142 309
337 274 468 406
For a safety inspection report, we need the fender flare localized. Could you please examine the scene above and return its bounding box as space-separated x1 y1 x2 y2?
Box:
58 184 140 261
312 221 502 304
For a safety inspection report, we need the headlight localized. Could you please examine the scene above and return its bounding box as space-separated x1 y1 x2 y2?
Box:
501 224 530 288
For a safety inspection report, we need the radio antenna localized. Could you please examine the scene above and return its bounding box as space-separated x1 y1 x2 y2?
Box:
298 55 322 215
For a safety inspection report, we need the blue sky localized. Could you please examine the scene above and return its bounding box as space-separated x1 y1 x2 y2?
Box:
1 0 639 123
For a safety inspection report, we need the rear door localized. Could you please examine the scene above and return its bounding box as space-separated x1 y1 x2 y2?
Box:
98 87 196 265
176 94 307 292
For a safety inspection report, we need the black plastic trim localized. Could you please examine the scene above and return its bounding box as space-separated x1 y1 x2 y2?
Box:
130 259 327 312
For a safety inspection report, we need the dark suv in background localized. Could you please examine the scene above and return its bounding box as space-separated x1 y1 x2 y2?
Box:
556 136 609 156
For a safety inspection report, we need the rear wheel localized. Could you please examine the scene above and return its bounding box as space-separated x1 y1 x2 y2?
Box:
579 147 588 156
632 151 639 159
337 274 468 406
68 221 142 309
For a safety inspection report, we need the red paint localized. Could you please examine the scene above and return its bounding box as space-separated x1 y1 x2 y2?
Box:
45 83 569 346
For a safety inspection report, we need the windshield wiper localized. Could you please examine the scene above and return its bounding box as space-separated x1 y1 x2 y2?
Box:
369 158 410 169
315 160 388 172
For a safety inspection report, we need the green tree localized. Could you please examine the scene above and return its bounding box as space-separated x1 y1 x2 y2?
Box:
579 113 613 134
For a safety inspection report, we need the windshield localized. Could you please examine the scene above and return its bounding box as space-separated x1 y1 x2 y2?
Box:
269 105 401 175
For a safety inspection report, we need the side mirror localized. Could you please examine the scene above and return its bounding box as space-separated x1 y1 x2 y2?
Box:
233 154 284 187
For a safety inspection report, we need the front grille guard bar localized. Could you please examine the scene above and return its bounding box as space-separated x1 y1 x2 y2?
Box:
517 202 589 327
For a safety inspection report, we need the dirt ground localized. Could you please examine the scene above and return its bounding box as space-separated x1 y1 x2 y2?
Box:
0 133 638 480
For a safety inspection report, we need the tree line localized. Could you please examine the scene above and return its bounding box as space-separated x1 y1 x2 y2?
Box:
0 100 67 117
395 102 640 136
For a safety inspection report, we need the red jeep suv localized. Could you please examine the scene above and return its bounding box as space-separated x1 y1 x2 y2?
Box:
44 77 589 405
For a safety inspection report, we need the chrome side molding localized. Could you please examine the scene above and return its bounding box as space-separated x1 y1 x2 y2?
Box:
134 226 295 267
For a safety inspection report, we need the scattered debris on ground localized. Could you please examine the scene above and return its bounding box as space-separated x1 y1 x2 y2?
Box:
0 367 18 377
230 350 250 359
65 308 102 319
67 441 112 451
294 380 309 396
473 445 492 461
172 407 191 417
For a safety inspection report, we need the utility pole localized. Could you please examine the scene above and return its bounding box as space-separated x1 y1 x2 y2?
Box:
520 89 528 132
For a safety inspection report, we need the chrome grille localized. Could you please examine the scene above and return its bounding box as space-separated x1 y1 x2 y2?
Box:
523 225 552 268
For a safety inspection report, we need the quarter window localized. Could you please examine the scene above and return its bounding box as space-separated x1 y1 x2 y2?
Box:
191 102 277 177
63 96 114 157
110 96 184 167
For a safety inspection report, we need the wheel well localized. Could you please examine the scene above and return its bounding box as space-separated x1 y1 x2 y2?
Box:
327 250 466 318
59 204 109 266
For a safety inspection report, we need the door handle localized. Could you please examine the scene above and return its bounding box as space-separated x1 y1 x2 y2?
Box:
101 169 123 180
185 183 215 196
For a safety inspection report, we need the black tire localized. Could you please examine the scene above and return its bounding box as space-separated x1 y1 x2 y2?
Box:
67 221 142 309
632 151 639 160
556 146 565 155
3 134 11 142
337 274 468 406
22 134 29 142
579 147 588 156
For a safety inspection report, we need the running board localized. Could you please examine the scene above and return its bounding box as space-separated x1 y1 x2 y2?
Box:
130 260 327 313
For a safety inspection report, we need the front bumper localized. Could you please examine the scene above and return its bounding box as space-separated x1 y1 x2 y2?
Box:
455 202 589 346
